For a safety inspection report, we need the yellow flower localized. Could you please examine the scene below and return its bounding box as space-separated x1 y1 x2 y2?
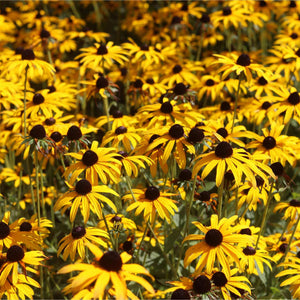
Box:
54 179 118 223
57 225 108 261
58 251 154 300
124 186 177 223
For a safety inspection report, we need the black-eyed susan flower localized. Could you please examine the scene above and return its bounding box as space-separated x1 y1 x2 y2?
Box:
101 125 141 152
247 121 299 166
115 151 153 177
0 212 28 251
3 48 55 79
137 98 200 128
0 245 46 286
239 246 273 276
57 225 108 261
213 52 271 82
98 214 136 232
64 141 121 185
211 268 251 300
124 186 177 224
147 124 195 170
58 251 154 300
192 141 272 187
164 276 193 296
76 41 128 72
268 86 300 124
183 215 252 277
54 179 118 223
122 38 164 70
274 199 300 223
276 257 300 298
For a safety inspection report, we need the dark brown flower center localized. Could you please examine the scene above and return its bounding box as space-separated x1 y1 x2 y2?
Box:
30 125 46 139
270 162 284 176
111 216 122 223
169 124 184 139
212 271 228 287
7 245 25 262
291 33 298 39
171 16 182 25
256 176 264 187
259 0 267 7
33 93 45 105
145 186 160 201
75 179 92 195
236 54 251 66
96 76 109 89
172 64 182 74
50 131 62 142
67 125 82 140
171 288 190 300
45 118 56 126
140 44 149 51
216 127 228 138
123 241 133 253
47 85 56 93
133 79 143 89
115 126 127 135
20 222 32 232
178 169 192 181
240 228 252 235
287 92 300 105
262 101 272 110
222 6 232 16
112 110 123 118
98 251 122 272
97 44 108 55
205 229 223 247
220 101 231 111
289 199 300 207
40 29 50 39
146 78 154 84
205 79 215 86
197 191 211 202
0 222 10 239
22 49 35 60
160 101 173 114
215 141 233 158
173 83 187 95
82 150 98 166
279 243 288 253
193 275 211 294
258 76 268 85
243 246 256 255
71 226 86 239
188 127 204 144
262 136 276 149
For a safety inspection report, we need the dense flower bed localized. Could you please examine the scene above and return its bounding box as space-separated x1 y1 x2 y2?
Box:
1 1 300 299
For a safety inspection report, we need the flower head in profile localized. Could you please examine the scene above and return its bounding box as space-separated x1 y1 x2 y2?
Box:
4 48 55 79
58 251 154 300
212 52 271 82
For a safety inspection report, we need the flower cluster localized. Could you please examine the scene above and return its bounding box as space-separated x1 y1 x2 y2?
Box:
1 1 300 299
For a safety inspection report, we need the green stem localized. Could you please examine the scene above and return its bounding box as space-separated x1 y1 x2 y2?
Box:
92 0 101 30
255 181 274 250
196 27 204 61
35 149 41 229
231 75 242 133
103 96 111 131
23 65 29 137
147 221 177 279
136 223 148 263
218 178 225 219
